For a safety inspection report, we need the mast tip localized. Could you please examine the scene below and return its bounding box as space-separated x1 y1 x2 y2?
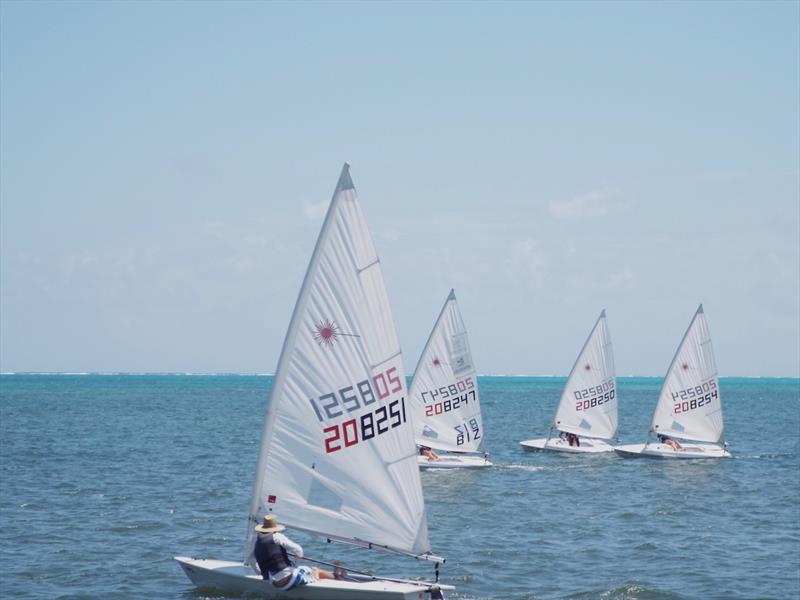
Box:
336 163 355 191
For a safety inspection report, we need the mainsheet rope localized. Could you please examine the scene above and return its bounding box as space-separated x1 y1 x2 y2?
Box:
289 553 443 589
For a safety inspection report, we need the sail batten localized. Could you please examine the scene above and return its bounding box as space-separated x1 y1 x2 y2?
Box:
409 291 486 454
553 310 618 440
245 164 434 565
650 305 723 443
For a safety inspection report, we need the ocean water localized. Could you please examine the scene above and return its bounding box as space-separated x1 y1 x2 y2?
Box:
1 374 798 600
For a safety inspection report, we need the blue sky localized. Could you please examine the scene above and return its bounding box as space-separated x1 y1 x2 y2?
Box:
1 1 798 376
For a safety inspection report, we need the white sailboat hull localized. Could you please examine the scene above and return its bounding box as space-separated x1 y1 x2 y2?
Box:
175 557 452 600
519 437 616 454
417 454 492 469
614 442 731 459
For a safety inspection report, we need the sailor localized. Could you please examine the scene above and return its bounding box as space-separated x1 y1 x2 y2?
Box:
252 514 340 589
419 445 440 461
657 434 683 451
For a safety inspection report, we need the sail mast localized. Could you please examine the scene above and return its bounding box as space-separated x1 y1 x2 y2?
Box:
244 164 353 561
409 289 485 453
650 304 723 443
408 289 456 390
554 308 606 427
651 303 704 432
552 309 617 440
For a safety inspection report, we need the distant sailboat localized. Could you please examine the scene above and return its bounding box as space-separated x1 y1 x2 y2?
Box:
176 164 452 598
409 290 491 469
615 304 731 459
520 310 618 454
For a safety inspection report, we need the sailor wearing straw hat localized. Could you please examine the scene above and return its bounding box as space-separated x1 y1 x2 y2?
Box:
253 514 337 589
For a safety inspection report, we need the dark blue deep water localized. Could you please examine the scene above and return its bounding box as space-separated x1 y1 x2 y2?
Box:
1 375 798 599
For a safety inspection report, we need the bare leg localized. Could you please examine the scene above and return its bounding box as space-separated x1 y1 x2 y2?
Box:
315 569 336 580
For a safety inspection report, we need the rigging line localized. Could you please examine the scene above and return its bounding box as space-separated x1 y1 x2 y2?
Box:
356 258 380 274
370 350 402 369
285 524 445 563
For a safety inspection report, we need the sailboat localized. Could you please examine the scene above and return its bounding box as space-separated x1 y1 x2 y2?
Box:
520 310 618 454
176 164 453 599
615 304 731 459
408 290 491 469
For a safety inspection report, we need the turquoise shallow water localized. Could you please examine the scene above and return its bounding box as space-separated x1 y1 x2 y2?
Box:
1 375 798 600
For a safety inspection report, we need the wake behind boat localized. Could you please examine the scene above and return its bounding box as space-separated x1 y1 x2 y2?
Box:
520 310 618 454
417 453 492 469
614 304 731 459
408 290 492 470
176 164 451 599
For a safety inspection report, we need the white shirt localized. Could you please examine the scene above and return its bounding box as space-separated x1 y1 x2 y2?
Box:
269 532 303 582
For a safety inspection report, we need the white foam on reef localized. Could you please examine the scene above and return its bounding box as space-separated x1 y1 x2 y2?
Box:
478 373 561 377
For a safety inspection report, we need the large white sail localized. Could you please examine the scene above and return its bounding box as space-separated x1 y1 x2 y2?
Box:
650 304 723 443
408 290 485 454
553 310 617 440
245 164 433 564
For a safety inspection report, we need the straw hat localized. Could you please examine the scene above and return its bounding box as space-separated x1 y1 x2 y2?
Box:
254 514 285 533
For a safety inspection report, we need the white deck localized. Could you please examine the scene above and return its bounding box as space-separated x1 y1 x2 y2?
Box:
418 454 492 469
519 437 615 454
175 556 453 600
614 442 731 459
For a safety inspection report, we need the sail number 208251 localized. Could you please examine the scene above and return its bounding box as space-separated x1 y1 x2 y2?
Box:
322 397 407 454
307 367 408 454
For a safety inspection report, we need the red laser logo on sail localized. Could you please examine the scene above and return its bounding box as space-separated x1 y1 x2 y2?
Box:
314 320 339 347
313 319 360 347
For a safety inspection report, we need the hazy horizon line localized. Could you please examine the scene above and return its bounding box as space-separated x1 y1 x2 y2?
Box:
1 371 798 380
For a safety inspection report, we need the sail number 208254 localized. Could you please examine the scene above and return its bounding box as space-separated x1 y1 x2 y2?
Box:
672 379 718 414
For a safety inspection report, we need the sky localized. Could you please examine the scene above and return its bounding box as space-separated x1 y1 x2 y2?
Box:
1 1 798 377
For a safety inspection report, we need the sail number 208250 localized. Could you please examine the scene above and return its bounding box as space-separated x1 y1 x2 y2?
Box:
307 367 408 454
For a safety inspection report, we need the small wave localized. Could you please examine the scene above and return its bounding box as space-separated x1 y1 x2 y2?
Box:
564 583 685 600
736 453 797 460
502 464 548 472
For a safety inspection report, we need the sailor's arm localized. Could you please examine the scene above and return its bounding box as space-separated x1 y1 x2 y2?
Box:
274 532 303 559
